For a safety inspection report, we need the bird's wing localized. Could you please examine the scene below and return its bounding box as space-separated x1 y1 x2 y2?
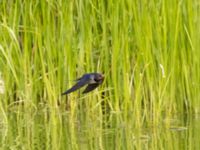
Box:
62 78 90 95
82 83 99 94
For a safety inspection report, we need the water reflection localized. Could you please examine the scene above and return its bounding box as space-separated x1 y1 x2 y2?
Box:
1 111 200 149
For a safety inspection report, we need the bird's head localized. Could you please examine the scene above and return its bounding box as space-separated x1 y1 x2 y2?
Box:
94 73 104 83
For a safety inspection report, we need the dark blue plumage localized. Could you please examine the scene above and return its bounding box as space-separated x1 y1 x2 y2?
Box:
62 73 104 95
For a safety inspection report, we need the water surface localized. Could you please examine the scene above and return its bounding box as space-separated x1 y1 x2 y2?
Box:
1 110 200 149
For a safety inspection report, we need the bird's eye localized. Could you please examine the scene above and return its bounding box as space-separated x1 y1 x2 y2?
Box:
94 78 99 82
95 76 102 82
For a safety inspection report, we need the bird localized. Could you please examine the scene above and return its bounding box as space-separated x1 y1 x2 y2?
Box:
62 73 104 95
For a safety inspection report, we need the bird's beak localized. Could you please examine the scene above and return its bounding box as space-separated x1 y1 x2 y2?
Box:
100 74 105 81
100 74 104 79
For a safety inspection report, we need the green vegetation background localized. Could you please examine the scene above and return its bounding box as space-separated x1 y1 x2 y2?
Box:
0 0 200 149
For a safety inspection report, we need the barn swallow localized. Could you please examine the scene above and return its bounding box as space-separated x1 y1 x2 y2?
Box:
62 73 104 95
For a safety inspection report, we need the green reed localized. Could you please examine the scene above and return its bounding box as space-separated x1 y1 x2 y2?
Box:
0 0 200 149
